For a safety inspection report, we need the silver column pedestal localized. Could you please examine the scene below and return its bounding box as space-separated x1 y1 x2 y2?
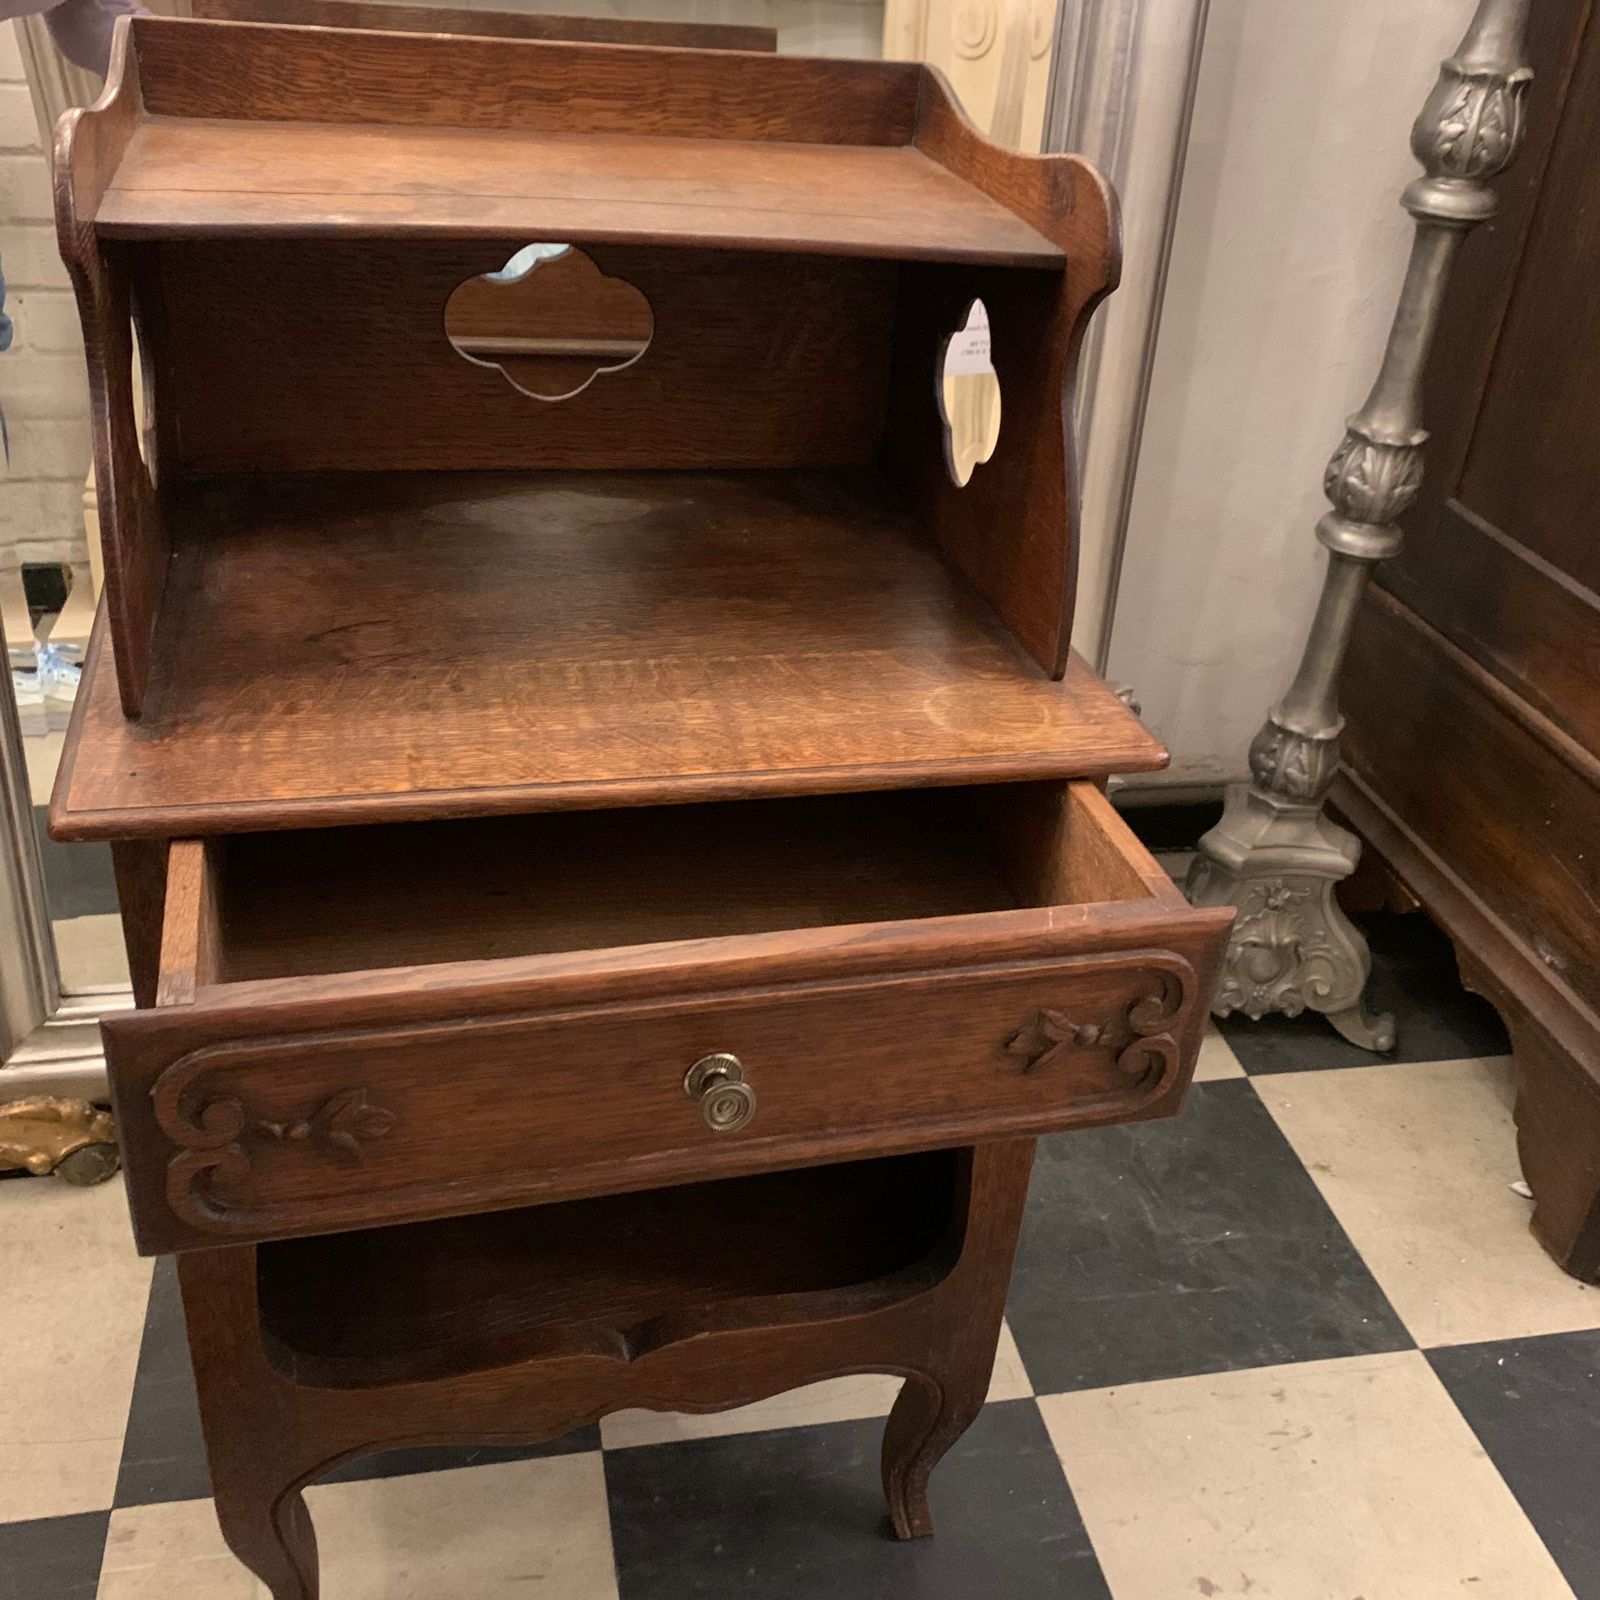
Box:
1187 0 1533 1050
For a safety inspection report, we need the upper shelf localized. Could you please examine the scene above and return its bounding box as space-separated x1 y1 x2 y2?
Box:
58 16 1094 266
94 120 1065 265
51 468 1165 841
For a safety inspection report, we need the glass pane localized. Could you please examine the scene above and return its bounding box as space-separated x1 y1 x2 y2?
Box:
1 24 128 998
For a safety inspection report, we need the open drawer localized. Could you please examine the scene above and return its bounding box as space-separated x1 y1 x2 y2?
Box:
105 782 1232 1253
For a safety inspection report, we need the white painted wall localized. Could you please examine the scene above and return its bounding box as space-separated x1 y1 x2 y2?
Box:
1106 0 1474 791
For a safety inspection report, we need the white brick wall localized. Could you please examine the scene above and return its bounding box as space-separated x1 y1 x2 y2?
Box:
2 21 91 572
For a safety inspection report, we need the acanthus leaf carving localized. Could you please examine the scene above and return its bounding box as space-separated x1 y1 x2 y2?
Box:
1413 61 1532 182
1322 426 1425 526
1247 717 1342 805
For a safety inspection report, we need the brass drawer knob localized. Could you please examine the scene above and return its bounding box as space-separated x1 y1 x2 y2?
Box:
684 1053 756 1133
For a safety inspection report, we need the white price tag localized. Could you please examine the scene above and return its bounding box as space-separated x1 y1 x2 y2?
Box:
943 302 992 376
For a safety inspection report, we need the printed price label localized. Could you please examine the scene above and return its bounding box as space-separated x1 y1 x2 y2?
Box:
943 302 992 376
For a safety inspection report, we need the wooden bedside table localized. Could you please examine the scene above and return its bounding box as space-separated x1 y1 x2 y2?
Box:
51 19 1231 1596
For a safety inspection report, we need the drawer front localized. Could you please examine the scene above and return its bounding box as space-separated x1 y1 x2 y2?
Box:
106 940 1214 1252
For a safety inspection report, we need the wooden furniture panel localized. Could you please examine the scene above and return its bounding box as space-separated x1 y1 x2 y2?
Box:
190 0 778 52
152 244 896 471
178 1139 1038 1573
98 121 1065 262
55 21 1207 1579
1342 0 1600 1279
52 472 1164 841
133 17 921 142
254 1152 962 1387
104 783 1230 1253
55 19 1117 717
1450 10 1600 600
1381 505 1600 760
1376 0 1599 760
1343 589 1600 1021
882 93 1119 677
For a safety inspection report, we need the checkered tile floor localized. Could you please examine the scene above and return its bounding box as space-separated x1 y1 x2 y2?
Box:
4 911 1598 1600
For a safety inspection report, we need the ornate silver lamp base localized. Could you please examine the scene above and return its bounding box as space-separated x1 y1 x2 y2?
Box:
1186 788 1394 1053
1182 0 1529 1054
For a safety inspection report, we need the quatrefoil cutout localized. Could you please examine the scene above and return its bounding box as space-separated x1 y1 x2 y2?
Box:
937 297 1002 487
445 244 655 402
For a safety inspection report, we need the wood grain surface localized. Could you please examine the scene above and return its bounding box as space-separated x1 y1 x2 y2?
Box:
130 16 922 142
152 241 897 472
53 27 165 716
51 470 1166 842
1343 586 1600 1025
104 775 1226 1253
254 1151 959 1385
97 119 1064 264
176 1139 1035 1594
1340 0 1600 1284
884 79 1120 676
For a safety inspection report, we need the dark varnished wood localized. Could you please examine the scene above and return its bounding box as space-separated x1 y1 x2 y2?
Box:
51 472 1165 842
1333 761 1600 1284
1344 590 1600 1023
205 783 1166 980
1378 0 1600 761
128 16 921 142
191 0 778 52
96 120 1064 264
108 837 168 1008
54 20 1116 714
60 20 1215 1574
104 782 1227 1253
52 29 166 718
1382 503 1600 761
1342 591 1600 1281
881 81 1119 677
1342 0 1600 1281
179 1140 1034 1595
255 1151 960 1386
151 243 896 472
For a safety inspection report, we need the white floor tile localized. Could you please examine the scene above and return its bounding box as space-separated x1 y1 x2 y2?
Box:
0 1178 150 1523
1192 1025 1245 1082
1042 1350 1578 1600
53 913 132 993
99 1455 618 1600
1255 1057 1600 1347
23 727 65 806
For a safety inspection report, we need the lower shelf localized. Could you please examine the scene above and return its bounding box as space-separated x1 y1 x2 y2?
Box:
257 1150 961 1388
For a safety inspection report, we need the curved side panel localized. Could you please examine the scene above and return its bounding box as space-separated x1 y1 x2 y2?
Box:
885 66 1121 678
53 18 165 719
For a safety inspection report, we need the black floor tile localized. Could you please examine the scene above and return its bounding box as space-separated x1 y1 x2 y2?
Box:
606 1399 1109 1600
319 1430 603 1485
1007 1078 1412 1393
114 1259 210 1508
1218 910 1510 1073
32 806 119 920
115 1259 599 1502
1115 798 1223 853
0 1511 109 1600
1429 1329 1600 1599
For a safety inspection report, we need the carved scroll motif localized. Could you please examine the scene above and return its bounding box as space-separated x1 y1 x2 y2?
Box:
1004 965 1188 1097
152 1049 396 1230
